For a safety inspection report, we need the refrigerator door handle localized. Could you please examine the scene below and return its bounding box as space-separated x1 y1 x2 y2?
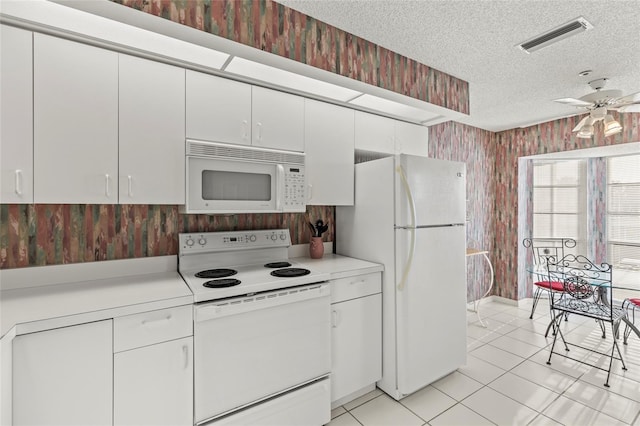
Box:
396 165 416 291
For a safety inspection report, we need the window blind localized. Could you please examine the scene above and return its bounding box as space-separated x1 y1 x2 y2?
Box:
532 159 587 253
607 154 640 268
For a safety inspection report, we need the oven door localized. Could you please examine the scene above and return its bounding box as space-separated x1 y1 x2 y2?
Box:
193 283 331 424
185 156 281 214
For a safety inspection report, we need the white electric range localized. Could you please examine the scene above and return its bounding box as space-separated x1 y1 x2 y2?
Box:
178 229 331 426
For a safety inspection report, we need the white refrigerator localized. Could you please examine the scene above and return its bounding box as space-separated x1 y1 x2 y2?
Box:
336 154 467 400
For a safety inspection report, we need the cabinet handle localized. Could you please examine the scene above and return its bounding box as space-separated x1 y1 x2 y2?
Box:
307 184 312 201
242 120 249 140
127 175 133 197
256 122 262 142
105 174 111 197
14 170 23 195
182 345 189 370
331 309 339 328
141 314 172 325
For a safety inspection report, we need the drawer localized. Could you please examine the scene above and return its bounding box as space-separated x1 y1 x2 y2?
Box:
114 305 192 352
331 272 381 304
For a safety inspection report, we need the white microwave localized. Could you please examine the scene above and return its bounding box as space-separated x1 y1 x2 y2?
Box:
182 140 306 214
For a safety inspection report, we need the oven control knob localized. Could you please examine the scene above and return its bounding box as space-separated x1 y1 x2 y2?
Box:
198 237 207 246
186 238 195 247
249 234 257 242
270 234 277 241
279 233 286 240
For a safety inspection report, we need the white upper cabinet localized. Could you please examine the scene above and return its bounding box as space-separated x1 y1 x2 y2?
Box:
186 70 251 146
395 121 429 156
1 25 33 204
354 111 395 154
304 99 354 206
252 86 304 152
33 33 118 203
119 55 185 204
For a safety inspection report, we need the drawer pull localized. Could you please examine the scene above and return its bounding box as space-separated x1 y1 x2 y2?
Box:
349 280 366 285
141 314 172 326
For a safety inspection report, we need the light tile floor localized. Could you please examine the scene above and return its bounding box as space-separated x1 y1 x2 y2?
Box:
328 298 640 426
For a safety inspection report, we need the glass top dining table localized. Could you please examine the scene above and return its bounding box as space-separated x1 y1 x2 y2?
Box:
526 265 640 339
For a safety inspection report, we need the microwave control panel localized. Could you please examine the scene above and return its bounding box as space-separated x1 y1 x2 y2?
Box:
283 166 306 211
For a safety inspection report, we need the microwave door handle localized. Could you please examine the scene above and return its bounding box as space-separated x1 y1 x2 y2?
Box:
276 164 285 211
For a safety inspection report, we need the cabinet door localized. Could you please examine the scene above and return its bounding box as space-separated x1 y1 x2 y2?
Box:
331 293 382 402
34 34 118 203
304 99 354 205
252 86 304 152
395 121 429 156
354 111 395 154
1 25 33 204
119 55 185 204
12 320 113 425
186 70 251 145
114 337 193 426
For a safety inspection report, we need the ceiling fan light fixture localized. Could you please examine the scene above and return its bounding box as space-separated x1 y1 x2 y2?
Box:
590 107 607 120
603 115 623 137
577 123 594 138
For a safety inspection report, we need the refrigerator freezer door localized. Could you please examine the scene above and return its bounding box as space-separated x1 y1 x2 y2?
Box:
396 155 466 227
395 225 467 396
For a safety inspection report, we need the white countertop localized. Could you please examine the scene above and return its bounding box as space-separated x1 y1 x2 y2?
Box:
0 256 192 338
0 253 382 339
294 253 384 280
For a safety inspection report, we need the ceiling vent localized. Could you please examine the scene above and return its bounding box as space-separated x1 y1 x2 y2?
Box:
517 17 593 53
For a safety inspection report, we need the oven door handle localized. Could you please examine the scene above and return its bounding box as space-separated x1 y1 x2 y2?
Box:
195 283 329 322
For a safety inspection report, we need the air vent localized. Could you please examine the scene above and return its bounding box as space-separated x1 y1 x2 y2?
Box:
187 140 304 165
517 17 593 53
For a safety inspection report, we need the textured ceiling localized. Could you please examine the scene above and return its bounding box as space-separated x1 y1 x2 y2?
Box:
276 0 640 132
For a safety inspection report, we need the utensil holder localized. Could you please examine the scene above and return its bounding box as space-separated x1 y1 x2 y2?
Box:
309 237 324 259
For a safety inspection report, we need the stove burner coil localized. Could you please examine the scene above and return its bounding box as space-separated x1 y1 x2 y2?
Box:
195 269 237 279
264 262 292 268
270 268 311 278
203 278 241 288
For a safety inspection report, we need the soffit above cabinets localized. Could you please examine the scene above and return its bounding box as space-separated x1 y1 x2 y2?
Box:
0 0 458 127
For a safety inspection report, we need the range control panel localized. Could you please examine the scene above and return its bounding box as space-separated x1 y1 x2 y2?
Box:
179 229 291 253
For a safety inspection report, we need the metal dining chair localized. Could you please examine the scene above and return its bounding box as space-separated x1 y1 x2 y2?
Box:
622 297 640 344
545 254 627 387
522 238 577 322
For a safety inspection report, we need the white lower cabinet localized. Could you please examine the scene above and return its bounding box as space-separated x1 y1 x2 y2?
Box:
113 305 193 426
330 273 382 403
114 337 193 426
12 320 113 426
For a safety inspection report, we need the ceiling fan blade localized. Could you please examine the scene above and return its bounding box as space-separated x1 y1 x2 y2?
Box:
616 90 640 104
572 115 589 132
617 103 640 113
553 97 592 107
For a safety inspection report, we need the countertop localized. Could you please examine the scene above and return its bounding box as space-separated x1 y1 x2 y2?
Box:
0 256 192 338
295 253 384 280
0 253 382 339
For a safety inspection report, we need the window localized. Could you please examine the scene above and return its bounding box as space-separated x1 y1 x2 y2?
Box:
607 154 640 268
532 160 587 253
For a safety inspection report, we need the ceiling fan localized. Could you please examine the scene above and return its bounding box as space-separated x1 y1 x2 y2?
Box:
553 78 640 138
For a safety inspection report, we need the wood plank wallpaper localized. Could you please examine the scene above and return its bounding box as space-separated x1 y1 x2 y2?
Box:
0 205 334 269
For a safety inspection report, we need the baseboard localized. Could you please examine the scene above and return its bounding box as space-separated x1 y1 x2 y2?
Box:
480 295 519 306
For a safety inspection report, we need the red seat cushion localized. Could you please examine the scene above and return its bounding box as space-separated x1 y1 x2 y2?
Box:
534 281 564 292
628 298 640 307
